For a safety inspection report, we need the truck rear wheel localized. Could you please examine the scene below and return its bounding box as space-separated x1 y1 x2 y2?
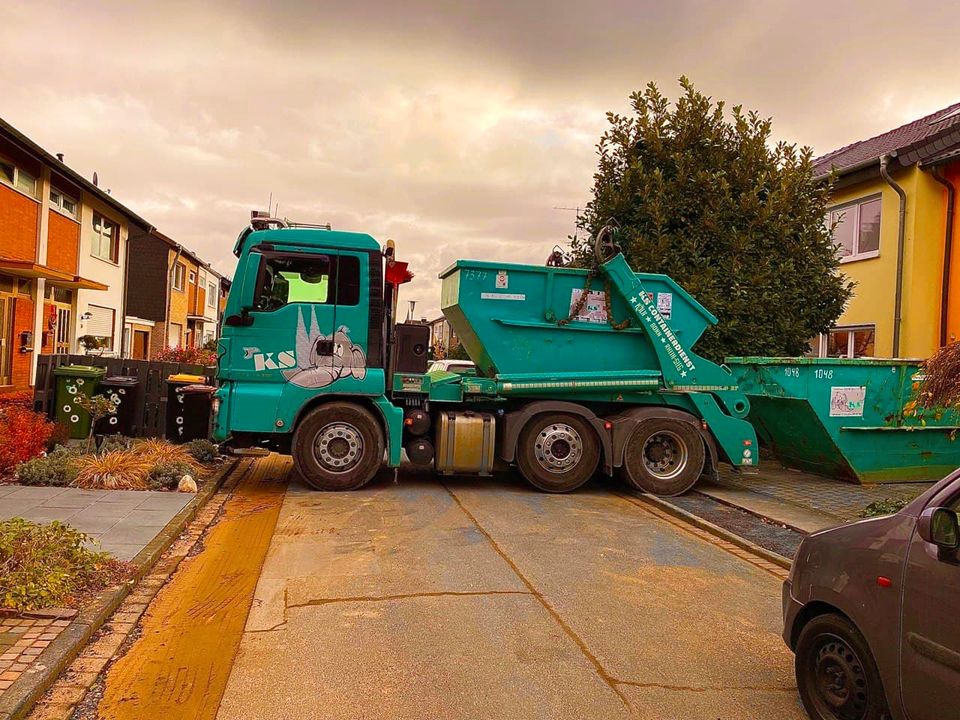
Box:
619 418 704 496
293 402 384 491
516 413 599 493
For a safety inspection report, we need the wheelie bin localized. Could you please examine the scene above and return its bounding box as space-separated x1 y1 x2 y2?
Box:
166 374 214 442
53 364 106 439
94 376 140 436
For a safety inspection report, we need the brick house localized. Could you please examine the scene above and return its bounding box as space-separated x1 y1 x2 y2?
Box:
0 118 152 390
125 231 227 358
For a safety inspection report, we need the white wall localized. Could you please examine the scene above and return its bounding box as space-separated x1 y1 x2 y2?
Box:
74 194 128 355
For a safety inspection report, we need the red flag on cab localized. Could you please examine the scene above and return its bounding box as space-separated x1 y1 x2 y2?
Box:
386 261 414 286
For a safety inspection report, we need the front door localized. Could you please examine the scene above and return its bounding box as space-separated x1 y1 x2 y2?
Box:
133 330 149 359
899 480 960 718
55 305 71 354
0 295 11 385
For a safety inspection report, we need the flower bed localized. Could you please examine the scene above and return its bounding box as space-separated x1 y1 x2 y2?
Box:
6 437 222 492
0 518 130 613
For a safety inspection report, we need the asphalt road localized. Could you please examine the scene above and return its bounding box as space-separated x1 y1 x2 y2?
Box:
97 457 807 720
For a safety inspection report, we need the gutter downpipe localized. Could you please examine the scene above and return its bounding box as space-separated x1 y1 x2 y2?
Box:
928 165 956 346
880 154 907 357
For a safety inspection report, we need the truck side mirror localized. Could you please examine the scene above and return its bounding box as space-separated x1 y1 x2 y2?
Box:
918 507 960 550
225 253 262 327
238 253 262 310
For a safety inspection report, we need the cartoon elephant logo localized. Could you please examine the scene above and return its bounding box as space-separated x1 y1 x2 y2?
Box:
282 310 366 389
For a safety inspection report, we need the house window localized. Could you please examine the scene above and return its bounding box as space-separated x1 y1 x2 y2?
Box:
189 270 197 285
168 322 183 347
91 214 120 262
50 189 79 219
816 325 876 358
83 304 115 350
0 155 39 198
827 196 881 262
207 282 217 308
172 262 186 291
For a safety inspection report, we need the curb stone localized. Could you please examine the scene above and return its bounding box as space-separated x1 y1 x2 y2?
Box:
0 458 239 720
618 490 794 571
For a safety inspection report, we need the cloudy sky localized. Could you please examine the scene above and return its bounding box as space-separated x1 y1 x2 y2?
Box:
3 0 958 317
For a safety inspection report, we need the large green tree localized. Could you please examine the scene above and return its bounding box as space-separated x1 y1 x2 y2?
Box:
572 78 853 360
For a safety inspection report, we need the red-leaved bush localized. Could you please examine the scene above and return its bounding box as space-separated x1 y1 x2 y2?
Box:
0 391 33 410
154 346 217 367
0 407 54 474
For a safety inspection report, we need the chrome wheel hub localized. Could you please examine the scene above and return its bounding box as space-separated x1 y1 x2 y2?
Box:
642 431 689 480
314 422 363 473
534 423 582 474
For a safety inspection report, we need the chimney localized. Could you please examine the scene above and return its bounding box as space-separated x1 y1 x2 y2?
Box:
92 171 99 187
56 153 64 162
406 300 416 322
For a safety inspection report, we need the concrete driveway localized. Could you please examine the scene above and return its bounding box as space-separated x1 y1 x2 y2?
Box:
224 465 802 720
96 458 805 720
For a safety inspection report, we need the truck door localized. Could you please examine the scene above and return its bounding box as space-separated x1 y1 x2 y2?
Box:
899 481 960 719
224 250 337 433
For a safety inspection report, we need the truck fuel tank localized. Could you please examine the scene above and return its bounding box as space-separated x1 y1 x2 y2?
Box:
435 410 496 476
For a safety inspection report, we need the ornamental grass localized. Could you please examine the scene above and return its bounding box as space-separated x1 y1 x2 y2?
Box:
72 450 153 490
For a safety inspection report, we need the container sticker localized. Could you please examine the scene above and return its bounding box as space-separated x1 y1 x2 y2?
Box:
481 292 525 301
830 386 866 417
570 289 608 323
496 271 508 289
656 292 673 320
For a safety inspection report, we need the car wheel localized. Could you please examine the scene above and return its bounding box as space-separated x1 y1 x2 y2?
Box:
618 418 705 496
292 402 384 491
516 413 599 493
795 613 890 720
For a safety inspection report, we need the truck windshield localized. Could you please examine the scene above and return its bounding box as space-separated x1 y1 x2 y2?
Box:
253 253 361 311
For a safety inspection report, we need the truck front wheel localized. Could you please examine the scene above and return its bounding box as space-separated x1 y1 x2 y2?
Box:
619 418 705 496
516 413 599 493
292 402 384 491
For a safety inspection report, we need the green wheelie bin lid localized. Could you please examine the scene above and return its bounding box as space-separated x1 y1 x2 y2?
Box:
53 364 107 378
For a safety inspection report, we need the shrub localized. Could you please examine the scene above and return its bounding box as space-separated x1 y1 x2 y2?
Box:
0 390 33 410
71 394 116 453
15 448 81 487
155 345 217 367
73 451 152 490
96 434 135 454
47 422 72 452
0 518 117 612
148 460 196 490
0 406 55 474
860 497 911 518
184 439 219 464
135 439 204 475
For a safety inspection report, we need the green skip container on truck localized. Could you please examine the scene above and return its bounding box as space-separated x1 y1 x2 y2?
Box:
725 357 960 484
213 213 757 496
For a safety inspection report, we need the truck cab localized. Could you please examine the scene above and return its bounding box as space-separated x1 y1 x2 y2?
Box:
215 213 757 496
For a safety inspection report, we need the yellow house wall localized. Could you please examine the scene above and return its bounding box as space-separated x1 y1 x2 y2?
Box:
829 165 947 359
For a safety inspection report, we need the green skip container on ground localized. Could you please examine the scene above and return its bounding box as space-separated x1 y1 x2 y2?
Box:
724 357 960 484
53 364 106 439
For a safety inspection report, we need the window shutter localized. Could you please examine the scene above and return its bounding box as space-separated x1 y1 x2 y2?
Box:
86 305 114 338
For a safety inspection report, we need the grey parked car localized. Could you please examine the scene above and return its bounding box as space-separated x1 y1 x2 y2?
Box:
783 470 960 720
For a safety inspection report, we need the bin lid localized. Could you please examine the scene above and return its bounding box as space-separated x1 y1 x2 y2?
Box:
53 364 106 377
101 376 139 386
167 373 207 383
177 383 216 395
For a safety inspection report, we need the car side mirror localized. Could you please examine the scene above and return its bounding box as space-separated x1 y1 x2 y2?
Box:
918 507 960 550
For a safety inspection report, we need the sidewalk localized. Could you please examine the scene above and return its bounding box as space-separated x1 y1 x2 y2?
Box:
697 461 934 533
0 486 192 560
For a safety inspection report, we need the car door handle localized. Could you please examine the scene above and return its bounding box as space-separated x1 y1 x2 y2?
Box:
907 632 960 672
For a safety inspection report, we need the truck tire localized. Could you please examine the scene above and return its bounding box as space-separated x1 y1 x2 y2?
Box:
619 418 704 496
292 402 384 491
516 413 599 493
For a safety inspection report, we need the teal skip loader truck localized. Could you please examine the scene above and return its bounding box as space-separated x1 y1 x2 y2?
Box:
212 211 757 496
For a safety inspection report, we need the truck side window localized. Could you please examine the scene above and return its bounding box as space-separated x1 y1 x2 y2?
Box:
253 254 361 311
